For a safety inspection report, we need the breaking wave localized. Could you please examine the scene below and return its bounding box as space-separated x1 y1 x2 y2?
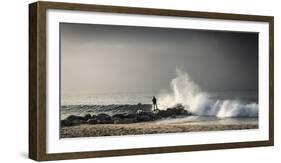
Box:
158 69 258 118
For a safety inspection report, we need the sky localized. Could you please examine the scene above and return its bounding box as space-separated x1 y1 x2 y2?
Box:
60 23 258 94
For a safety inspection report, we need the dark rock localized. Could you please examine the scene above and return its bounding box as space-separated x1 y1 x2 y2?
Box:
87 118 98 124
65 115 86 125
136 115 152 122
135 111 156 122
122 118 135 124
156 104 191 118
61 119 73 127
180 109 190 115
66 115 84 121
96 113 113 124
167 108 178 115
123 113 136 119
112 113 136 124
97 113 111 119
173 104 192 116
72 119 86 125
112 114 122 123
157 110 170 118
83 114 92 121
63 104 191 126
112 114 126 119
114 118 135 124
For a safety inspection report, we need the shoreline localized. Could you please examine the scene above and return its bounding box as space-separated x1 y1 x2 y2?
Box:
60 104 258 138
60 122 258 138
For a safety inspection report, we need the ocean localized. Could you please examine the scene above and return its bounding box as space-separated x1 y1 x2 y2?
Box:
62 90 257 106
61 91 258 121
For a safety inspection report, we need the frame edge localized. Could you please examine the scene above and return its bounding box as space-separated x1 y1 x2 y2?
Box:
268 17 274 146
38 1 273 22
29 1 39 161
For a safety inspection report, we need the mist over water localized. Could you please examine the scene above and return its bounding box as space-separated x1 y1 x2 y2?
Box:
158 69 258 118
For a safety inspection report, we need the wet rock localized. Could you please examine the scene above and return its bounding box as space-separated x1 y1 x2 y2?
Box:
114 118 135 124
156 104 191 118
179 109 190 115
65 115 86 125
73 119 86 125
61 119 73 127
87 118 98 124
112 113 136 124
62 104 191 126
136 115 152 122
97 113 111 119
66 115 84 121
157 110 170 118
173 104 191 116
123 113 136 119
96 113 113 124
136 111 156 122
83 114 92 121
112 114 126 119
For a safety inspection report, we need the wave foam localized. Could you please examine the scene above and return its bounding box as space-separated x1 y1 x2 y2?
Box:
158 69 258 118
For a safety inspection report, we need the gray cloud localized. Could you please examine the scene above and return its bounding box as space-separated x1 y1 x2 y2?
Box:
60 23 258 94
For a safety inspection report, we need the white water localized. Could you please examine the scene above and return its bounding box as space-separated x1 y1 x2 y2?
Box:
158 69 258 118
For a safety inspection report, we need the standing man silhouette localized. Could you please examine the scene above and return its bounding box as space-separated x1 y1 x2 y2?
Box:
152 96 158 111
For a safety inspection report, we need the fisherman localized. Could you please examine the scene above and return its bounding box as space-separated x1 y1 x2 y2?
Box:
152 96 158 111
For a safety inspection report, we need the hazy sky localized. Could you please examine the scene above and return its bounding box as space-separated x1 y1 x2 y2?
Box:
60 23 258 94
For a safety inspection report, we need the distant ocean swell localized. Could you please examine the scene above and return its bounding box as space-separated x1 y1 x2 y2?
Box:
61 104 152 120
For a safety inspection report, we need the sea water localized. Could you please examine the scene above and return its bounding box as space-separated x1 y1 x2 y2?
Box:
61 90 258 122
61 69 258 125
62 90 257 106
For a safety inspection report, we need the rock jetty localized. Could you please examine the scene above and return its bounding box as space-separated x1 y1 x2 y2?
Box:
61 104 191 127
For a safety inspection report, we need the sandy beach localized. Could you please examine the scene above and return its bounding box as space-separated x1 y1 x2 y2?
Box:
60 122 258 138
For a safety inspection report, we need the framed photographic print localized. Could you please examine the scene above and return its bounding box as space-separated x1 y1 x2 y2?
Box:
29 1 274 161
